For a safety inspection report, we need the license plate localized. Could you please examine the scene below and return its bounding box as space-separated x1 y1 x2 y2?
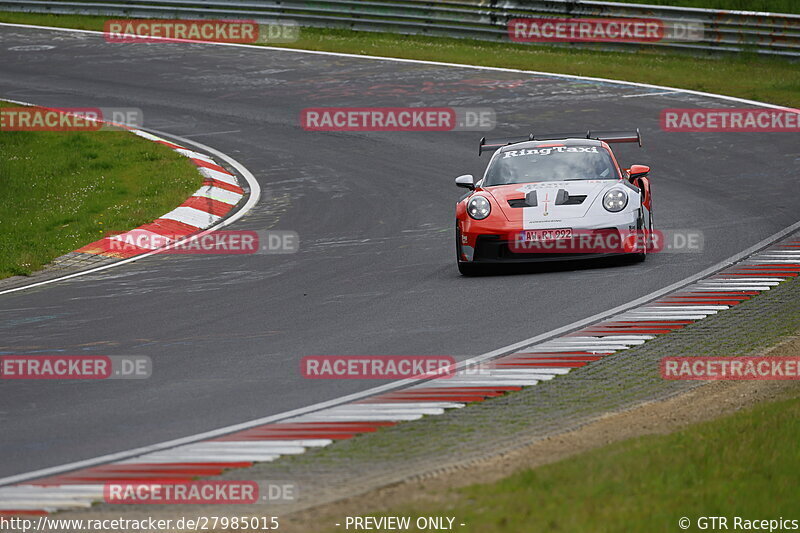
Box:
522 228 573 242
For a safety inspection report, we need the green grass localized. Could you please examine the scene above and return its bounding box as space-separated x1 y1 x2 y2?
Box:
0 102 202 278
473 0 800 12
352 390 800 533
610 0 800 13
2 11 799 109
0 11 105 32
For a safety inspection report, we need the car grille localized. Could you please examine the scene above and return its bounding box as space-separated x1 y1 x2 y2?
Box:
507 195 586 208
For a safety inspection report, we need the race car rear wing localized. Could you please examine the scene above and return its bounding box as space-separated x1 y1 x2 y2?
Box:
478 129 642 155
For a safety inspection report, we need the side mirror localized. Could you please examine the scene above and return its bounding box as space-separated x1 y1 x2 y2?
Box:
455 174 475 190
628 165 650 179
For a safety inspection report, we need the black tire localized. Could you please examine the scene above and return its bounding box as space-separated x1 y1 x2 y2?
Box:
455 226 485 275
631 207 651 263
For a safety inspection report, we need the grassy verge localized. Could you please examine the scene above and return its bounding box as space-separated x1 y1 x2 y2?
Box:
344 388 800 533
1 12 799 108
610 0 800 12
0 101 203 278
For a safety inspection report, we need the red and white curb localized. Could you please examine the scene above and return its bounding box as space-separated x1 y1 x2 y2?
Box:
2 236 797 515
75 130 244 258
0 102 260 298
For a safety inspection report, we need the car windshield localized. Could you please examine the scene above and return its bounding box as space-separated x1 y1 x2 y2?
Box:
484 145 617 186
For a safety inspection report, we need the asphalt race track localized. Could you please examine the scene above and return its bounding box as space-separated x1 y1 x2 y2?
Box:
1 25 798 480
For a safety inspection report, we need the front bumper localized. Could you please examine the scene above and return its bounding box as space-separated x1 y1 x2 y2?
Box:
458 213 643 263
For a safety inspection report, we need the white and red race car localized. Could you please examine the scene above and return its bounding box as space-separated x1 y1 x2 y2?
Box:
455 130 653 275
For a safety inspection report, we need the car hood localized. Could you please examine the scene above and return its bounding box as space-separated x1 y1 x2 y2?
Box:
486 180 624 222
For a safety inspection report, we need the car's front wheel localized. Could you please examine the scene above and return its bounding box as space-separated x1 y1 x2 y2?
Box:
632 207 654 262
456 226 483 276
457 260 484 276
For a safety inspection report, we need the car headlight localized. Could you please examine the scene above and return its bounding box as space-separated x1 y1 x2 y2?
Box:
467 195 491 220
603 189 628 212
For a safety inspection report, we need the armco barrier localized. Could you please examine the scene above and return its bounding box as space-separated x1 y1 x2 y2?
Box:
1 0 799 56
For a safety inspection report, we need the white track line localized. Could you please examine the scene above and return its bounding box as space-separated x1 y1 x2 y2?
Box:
687 286 772 291
431 379 543 387
119 455 278 465
743 260 800 263
622 90 681 98
287 414 425 422
642 306 729 310
357 402 466 409
705 278 782 283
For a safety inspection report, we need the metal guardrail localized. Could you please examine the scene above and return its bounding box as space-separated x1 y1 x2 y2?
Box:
1 0 799 57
